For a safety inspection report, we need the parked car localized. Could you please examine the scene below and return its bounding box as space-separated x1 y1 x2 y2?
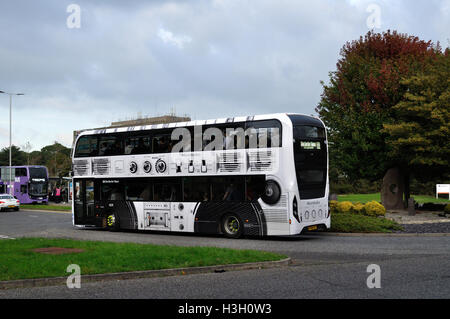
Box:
0 194 20 212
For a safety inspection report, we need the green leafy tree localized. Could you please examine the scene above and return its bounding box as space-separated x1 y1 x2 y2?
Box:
0 142 72 178
382 51 450 183
0 145 27 166
316 30 442 205
39 142 72 178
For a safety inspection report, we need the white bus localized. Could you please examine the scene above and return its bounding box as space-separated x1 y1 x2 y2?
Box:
71 113 329 238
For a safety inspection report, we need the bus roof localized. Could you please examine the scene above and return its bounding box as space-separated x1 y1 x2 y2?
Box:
76 113 321 137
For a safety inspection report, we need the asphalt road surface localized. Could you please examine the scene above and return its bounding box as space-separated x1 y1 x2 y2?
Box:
0 209 449 299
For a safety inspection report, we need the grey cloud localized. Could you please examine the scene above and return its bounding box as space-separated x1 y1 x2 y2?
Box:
0 0 448 150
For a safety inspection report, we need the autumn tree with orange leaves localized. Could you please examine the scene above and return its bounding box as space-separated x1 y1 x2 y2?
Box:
317 30 447 208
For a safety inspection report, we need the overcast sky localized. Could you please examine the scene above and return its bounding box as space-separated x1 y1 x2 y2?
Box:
0 0 448 151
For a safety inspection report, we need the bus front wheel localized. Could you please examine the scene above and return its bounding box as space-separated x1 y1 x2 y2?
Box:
106 213 120 232
221 213 243 239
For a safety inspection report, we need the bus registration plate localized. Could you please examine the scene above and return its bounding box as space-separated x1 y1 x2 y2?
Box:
307 225 318 231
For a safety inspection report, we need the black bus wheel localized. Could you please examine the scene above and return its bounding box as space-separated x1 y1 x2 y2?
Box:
221 214 243 239
106 213 119 232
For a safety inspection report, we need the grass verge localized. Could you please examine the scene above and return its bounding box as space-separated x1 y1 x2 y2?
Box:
21 205 71 211
338 193 449 204
0 238 285 281
329 213 403 233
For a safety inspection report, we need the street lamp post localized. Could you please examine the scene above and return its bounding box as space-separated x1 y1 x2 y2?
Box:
0 91 24 195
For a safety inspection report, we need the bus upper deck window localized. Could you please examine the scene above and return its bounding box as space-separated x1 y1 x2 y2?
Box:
75 136 98 157
295 126 325 139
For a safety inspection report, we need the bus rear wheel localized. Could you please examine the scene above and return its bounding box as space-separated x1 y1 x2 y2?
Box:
221 214 243 239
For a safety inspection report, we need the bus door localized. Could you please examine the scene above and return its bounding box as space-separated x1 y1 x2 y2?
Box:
74 179 97 226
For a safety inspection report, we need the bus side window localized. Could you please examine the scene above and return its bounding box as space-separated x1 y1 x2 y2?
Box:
15 168 27 177
183 177 210 202
20 185 27 194
75 136 98 157
125 180 152 201
99 135 123 156
245 120 282 148
101 183 124 201
154 179 181 201
125 134 152 155
153 131 173 154
224 124 245 150
210 176 244 201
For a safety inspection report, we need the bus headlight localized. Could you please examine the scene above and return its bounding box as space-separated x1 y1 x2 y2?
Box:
261 180 281 205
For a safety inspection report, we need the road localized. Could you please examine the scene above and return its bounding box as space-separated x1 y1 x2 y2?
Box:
0 209 449 299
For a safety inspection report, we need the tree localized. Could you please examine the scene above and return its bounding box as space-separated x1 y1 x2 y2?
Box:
0 142 72 178
21 141 33 165
0 145 27 166
316 30 442 208
382 51 450 185
39 142 72 178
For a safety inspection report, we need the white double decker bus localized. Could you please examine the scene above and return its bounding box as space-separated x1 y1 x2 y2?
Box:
71 113 329 238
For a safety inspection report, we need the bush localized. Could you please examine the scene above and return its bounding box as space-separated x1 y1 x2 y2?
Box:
445 204 450 214
364 201 386 217
336 201 354 213
329 200 339 213
330 182 355 194
352 202 365 214
330 213 402 233
329 178 381 195
329 200 387 218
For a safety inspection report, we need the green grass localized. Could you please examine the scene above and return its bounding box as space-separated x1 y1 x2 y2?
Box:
329 213 402 233
21 205 71 211
337 193 449 204
0 238 285 281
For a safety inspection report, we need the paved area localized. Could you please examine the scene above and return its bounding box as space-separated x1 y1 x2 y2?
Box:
0 209 449 299
386 210 450 225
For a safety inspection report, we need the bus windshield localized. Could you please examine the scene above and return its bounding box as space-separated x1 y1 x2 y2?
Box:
293 125 327 199
29 167 48 180
29 182 48 196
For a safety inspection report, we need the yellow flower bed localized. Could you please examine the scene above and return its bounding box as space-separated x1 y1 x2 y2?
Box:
329 200 386 217
363 201 386 217
337 201 354 213
352 202 365 214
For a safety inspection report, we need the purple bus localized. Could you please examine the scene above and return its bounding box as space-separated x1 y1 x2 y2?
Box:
0 166 49 204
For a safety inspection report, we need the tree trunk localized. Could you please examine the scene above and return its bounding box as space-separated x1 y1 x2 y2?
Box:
381 167 405 210
404 172 410 208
